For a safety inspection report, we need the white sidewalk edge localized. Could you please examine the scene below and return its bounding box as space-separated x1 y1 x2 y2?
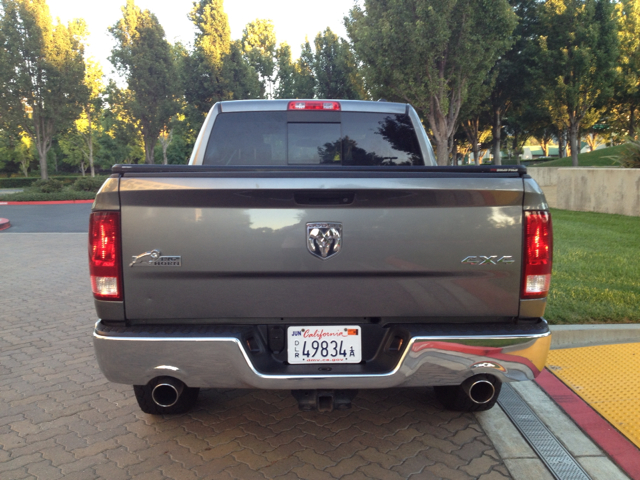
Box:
549 324 640 349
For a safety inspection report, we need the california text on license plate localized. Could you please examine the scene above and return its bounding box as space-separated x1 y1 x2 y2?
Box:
287 326 362 364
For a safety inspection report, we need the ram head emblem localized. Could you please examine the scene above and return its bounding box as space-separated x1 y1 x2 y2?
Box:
307 222 342 260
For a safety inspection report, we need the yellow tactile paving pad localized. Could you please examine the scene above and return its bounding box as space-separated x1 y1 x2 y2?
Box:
547 343 640 448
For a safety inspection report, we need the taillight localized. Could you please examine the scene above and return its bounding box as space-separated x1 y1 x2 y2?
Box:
522 211 553 299
89 212 122 301
288 101 341 111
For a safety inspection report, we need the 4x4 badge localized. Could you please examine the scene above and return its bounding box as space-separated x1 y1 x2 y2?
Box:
307 222 342 260
461 255 514 265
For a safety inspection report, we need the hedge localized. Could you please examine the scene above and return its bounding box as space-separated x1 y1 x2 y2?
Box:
0 191 96 202
0 175 87 188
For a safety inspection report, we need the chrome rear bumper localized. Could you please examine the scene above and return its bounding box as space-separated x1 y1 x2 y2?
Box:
93 321 551 389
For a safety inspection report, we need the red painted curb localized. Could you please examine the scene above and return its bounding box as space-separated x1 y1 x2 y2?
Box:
536 369 640 479
0 200 94 205
0 218 10 230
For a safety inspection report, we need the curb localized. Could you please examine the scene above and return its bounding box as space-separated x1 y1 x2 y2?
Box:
0 200 94 205
549 324 640 349
0 218 10 230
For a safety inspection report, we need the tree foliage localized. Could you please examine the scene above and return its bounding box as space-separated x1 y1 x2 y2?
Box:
110 0 180 164
3 0 640 175
537 0 619 166
242 19 276 96
183 0 262 120
347 0 517 165
312 28 364 99
612 0 640 137
0 0 88 178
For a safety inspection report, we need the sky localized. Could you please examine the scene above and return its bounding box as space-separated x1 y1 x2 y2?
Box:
47 0 355 80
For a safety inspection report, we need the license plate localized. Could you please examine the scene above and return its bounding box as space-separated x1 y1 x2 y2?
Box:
287 326 362 364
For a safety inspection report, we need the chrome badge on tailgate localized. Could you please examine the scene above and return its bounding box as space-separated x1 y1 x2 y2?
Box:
129 250 181 267
307 222 342 260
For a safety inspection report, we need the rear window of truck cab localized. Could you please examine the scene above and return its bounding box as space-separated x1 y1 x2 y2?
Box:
203 111 425 166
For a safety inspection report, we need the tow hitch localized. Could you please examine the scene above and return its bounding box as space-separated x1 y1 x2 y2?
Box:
292 389 359 412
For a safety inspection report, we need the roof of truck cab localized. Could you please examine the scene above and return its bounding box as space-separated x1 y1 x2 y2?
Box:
218 99 408 115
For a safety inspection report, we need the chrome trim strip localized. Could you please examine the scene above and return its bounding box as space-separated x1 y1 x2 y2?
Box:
93 325 551 388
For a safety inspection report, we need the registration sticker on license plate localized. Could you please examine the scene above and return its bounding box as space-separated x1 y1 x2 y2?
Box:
287 326 362 364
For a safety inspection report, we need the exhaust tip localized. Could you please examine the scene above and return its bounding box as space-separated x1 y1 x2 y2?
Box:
467 379 496 404
152 379 184 408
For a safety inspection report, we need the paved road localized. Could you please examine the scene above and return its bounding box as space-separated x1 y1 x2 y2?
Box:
0 231 511 478
0 204 92 233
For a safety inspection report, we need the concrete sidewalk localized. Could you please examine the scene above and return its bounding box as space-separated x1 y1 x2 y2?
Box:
477 327 640 480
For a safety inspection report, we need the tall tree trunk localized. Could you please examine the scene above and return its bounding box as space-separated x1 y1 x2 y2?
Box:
432 131 450 166
36 142 49 180
492 107 502 165
569 118 580 167
144 139 157 165
159 128 173 165
34 118 54 179
513 131 520 165
20 158 29 177
462 117 480 165
426 86 463 166
540 140 549 157
88 110 95 177
630 106 635 138
558 129 566 158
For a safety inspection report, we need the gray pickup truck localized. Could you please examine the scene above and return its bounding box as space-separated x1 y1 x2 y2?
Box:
90 99 553 415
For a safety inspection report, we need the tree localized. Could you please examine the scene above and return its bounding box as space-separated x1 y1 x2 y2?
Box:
347 0 517 165
68 59 103 176
613 0 640 137
183 0 230 115
0 0 88 179
312 28 364 99
483 0 542 165
274 43 297 98
183 0 261 120
242 19 276 97
59 129 90 175
100 80 144 165
457 71 496 164
220 40 264 100
0 130 34 176
109 0 180 164
294 40 316 98
537 0 619 166
154 111 196 165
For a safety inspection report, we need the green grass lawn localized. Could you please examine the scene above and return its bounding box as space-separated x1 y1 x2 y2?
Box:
545 208 640 324
529 145 624 167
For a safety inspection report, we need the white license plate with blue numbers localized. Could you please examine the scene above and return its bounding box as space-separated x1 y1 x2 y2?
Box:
287 326 362 364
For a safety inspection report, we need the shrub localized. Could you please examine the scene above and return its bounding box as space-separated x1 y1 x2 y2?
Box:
31 179 64 193
615 138 640 168
0 177 39 188
0 191 96 202
72 176 107 192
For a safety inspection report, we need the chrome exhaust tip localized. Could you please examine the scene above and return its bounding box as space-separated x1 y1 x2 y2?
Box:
462 376 497 404
151 377 184 408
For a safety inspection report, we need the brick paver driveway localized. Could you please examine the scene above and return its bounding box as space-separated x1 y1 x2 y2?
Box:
0 233 511 479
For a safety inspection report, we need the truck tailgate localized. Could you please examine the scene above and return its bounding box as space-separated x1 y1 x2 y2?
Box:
119 173 524 322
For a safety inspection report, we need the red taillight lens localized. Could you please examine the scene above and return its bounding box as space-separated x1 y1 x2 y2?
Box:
89 212 122 301
522 211 553 299
288 101 341 111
